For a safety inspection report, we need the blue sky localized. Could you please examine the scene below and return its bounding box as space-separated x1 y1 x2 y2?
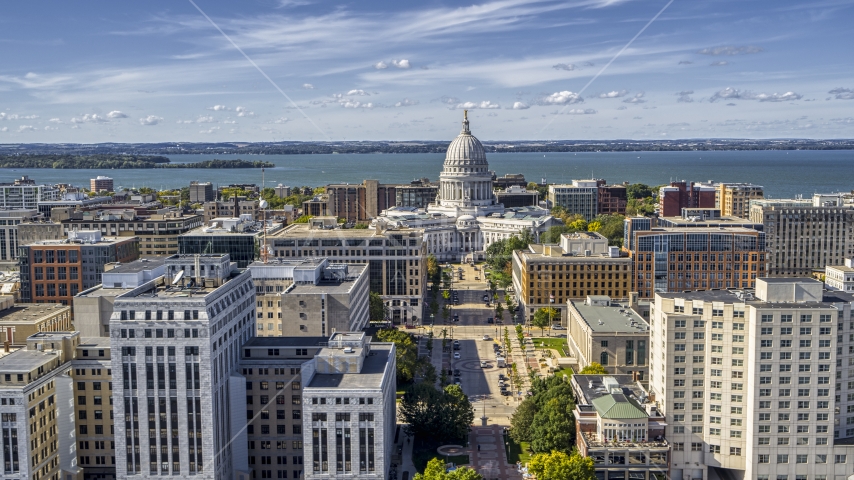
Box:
1 0 853 142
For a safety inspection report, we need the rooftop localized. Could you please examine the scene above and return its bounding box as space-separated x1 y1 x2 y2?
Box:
574 374 649 405
0 303 69 324
77 337 112 349
0 349 57 373
243 336 329 348
570 298 649 334
307 344 393 390
272 223 423 238
106 257 167 274
592 393 647 419
288 265 366 295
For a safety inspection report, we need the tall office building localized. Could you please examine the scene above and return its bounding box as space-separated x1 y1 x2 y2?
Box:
178 217 269 268
716 183 764 218
649 278 854 480
90 176 114 193
326 180 400 223
750 195 854 276
0 208 39 272
548 180 599 220
110 254 256 479
189 181 215 203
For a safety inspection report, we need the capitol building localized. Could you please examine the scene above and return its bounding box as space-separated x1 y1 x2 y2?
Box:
375 112 558 262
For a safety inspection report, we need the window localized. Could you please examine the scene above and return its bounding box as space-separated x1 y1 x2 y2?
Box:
777 455 789 464
836 455 847 464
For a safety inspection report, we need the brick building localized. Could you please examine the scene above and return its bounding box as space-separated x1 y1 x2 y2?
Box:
658 181 716 217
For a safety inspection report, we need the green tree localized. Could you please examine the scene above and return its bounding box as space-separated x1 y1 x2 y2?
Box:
426 331 434 355
530 398 575 453
532 307 557 335
369 292 389 322
399 383 474 443
414 458 483 480
376 329 418 384
442 290 451 301
579 362 608 374
528 450 596 480
427 255 440 284
586 220 602 232
509 397 538 443
626 183 653 200
494 302 504 323
443 384 475 440
567 218 588 231
294 215 313 223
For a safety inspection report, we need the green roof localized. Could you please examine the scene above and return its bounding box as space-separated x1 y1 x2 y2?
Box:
591 394 647 419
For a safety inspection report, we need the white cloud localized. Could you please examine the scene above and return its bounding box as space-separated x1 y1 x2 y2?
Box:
71 114 107 124
698 45 763 56
0 127 7 132
302 83 315 89
391 59 411 69
616 106 627 110
196 116 217 123
49 118 63 123
236 106 255 117
453 100 500 109
566 108 597 115
340 100 374 109
710 88 802 103
541 91 583 105
622 93 645 104
200 126 220 134
107 110 127 118
829 88 854 100
374 61 388 70
710 61 728 67
207 105 229 111
0 113 39 120
176 120 194 124
676 90 694 103
512 102 529 110
347 89 369 96
553 63 576 71
139 115 163 126
17 125 35 132
273 117 290 124
44 125 59 131
710 87 740 102
599 90 628 98
395 98 419 107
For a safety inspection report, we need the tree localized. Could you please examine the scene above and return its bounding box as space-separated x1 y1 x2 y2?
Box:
626 183 653 200
528 450 596 480
586 221 602 232
399 383 474 443
426 331 434 355
369 292 389 322
509 397 538 443
530 398 575 453
579 362 608 375
567 218 588 231
494 302 504 323
376 329 418 384
532 307 558 335
427 255 440 284
441 328 448 348
443 384 475 440
416 357 438 386
415 458 483 480
442 290 451 301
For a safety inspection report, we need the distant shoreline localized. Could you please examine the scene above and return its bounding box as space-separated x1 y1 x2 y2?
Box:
0 155 274 169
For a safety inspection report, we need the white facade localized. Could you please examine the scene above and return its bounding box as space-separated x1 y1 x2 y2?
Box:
650 278 854 480
0 179 60 210
825 259 854 292
110 254 256 479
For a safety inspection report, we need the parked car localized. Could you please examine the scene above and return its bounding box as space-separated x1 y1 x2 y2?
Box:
454 378 461 385
498 374 506 381
552 325 565 330
486 317 494 324
453 352 461 359
453 369 461 377
453 315 460 322
482 335 490 341
480 361 490 368
501 390 512 396
482 295 489 302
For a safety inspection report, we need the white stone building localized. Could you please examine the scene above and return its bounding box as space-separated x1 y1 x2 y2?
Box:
650 278 854 480
110 253 256 479
825 258 854 292
375 112 559 262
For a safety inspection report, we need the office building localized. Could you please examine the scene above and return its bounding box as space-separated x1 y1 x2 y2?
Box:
18 231 140 305
623 217 766 298
73 257 167 337
0 208 40 272
61 207 204 256
655 208 763 231
825 258 854 292
548 180 600 220
36 191 112 218
495 185 539 208
512 232 631 321
567 296 649 378
326 180 400 223
274 184 292 199
71 337 116 478
658 181 716 217
0 301 73 346
110 253 256 479
302 332 396 480
302 196 329 217
598 183 628 215
492 173 527 190
179 216 277 269
395 180 438 210
17 219 64 247
0 331 79 479
572 375 669 480
90 176 114 193
0 176 60 210
716 183 764 218
203 199 259 222
649 278 854 480
750 195 854 276
189 181 215 203
267 220 426 324
249 258 369 337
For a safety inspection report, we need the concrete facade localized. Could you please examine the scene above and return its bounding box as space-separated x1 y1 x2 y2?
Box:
825 258 854 292
548 180 600 221
0 209 39 272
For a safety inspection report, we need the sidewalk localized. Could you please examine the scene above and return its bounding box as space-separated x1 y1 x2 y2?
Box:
467 424 524 480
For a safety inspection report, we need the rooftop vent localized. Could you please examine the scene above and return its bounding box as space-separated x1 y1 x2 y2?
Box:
343 347 354 354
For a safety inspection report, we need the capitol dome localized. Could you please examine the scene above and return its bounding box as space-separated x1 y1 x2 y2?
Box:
444 111 488 167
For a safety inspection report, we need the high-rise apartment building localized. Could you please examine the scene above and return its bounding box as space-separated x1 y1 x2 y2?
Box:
189 181 215 203
274 184 292 199
71 336 116 477
0 176 60 210
203 199 259 222
0 208 39 272
649 278 854 480
302 196 329 217
326 180 399 223
624 218 766 298
716 183 764 218
267 221 426 324
18 231 139 305
548 180 599 220
90 176 114 193
658 181 716 217
750 195 854 276
249 258 370 337
110 254 256 479
597 183 628 215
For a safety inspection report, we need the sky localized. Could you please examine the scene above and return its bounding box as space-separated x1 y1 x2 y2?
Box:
1 0 853 142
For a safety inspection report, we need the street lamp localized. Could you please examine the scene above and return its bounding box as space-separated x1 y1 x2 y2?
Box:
548 294 555 337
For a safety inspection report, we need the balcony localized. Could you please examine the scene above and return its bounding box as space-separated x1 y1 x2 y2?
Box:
581 431 668 450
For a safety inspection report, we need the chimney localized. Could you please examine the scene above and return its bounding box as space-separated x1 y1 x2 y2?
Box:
3 341 8 353
234 195 240 217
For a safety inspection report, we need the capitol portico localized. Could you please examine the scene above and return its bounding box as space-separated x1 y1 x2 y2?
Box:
375 112 559 261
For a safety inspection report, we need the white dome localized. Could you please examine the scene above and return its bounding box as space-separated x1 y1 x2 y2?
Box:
444 113 487 167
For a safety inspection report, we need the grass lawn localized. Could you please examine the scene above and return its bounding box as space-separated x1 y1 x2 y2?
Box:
532 337 569 356
446 454 470 466
552 366 575 378
505 436 533 465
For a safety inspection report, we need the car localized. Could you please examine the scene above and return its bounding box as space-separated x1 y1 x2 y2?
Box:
483 295 489 302
453 352 461 359
498 379 506 386
453 315 460 322
486 318 494 324
454 378 462 385
453 369 461 377
498 374 506 381
499 383 508 390
552 325 565 330
482 335 490 341
501 390 512 396
480 361 490 368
